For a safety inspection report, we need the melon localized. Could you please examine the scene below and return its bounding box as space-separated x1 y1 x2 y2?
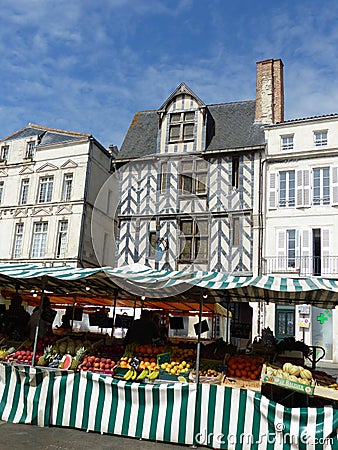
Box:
282 362 293 374
62 354 73 370
300 368 312 380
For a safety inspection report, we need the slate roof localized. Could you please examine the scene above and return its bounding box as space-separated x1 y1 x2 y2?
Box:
117 100 265 160
1 124 91 147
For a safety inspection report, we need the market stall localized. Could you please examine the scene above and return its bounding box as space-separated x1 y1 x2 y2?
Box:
0 263 337 449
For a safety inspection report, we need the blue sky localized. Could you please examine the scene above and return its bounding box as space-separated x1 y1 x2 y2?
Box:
1 0 338 149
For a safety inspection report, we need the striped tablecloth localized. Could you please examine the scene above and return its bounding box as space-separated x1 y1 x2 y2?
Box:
1 364 337 449
0 363 54 427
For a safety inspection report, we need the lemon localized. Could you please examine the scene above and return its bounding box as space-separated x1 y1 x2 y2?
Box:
181 361 187 367
186 363 191 369
170 369 176 374
177 376 187 383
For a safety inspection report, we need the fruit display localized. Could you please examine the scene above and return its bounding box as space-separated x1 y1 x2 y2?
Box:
312 370 337 387
160 360 191 376
264 362 314 386
5 349 35 364
226 355 263 380
78 355 117 374
0 347 16 361
123 367 160 381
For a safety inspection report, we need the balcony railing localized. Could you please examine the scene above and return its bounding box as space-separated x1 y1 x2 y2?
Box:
263 256 338 277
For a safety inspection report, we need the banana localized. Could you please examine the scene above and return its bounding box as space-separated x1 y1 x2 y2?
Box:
136 369 148 380
131 369 137 380
148 369 159 380
123 369 133 381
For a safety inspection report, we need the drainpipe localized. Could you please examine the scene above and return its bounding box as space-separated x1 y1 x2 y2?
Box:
78 138 94 268
258 150 267 276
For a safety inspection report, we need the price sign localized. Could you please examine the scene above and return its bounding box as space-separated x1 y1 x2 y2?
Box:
157 352 171 366
130 356 140 371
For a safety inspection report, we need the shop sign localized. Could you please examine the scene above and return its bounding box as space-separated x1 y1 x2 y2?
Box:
297 304 310 315
298 318 310 328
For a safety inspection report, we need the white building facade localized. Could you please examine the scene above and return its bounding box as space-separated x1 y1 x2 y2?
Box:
0 124 116 268
262 116 338 362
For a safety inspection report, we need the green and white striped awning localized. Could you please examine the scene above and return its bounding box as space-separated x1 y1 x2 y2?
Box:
0 263 338 308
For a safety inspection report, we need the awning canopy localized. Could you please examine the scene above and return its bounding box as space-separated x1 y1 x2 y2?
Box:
0 263 338 310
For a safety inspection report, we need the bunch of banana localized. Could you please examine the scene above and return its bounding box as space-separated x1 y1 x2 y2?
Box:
136 368 149 380
123 368 138 381
147 369 160 380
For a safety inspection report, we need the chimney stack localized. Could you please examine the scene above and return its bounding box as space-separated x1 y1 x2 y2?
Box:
255 59 284 124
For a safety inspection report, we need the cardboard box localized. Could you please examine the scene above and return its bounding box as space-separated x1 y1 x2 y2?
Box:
260 364 315 396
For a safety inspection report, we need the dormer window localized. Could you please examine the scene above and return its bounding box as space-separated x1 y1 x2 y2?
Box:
26 141 35 159
314 130 328 147
169 111 195 142
0 145 9 162
281 134 294 151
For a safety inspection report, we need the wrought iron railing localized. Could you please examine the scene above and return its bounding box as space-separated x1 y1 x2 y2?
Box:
263 256 338 277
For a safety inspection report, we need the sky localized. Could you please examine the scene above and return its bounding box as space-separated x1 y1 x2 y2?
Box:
1 0 338 150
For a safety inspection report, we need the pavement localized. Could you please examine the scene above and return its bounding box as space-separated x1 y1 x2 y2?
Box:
0 421 193 450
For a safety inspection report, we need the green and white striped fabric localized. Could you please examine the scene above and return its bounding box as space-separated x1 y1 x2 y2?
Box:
0 262 338 306
198 384 338 450
0 364 54 427
50 370 197 445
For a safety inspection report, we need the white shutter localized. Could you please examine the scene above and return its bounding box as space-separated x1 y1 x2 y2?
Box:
296 170 303 207
269 172 277 209
303 170 310 207
276 230 286 271
295 230 300 269
322 228 330 275
332 167 338 205
296 170 310 207
301 229 311 276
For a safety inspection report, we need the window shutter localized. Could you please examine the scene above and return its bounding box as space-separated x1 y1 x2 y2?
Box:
296 170 310 207
295 230 300 268
303 170 310 206
332 167 338 205
322 228 330 275
269 172 277 209
276 230 286 271
301 229 310 275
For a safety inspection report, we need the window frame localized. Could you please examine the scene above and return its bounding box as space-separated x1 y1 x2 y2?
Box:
38 176 54 203
179 159 208 196
62 173 73 202
281 134 294 151
178 217 209 263
314 130 328 147
0 145 9 161
19 179 30 205
279 170 295 207
0 180 4 204
25 141 35 159
31 221 48 258
168 111 196 143
55 220 68 258
13 223 24 258
313 167 330 206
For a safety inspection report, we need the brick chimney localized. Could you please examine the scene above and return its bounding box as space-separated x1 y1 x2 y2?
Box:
255 59 284 124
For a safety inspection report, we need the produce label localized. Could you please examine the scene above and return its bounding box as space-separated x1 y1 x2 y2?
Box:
262 373 314 395
157 352 171 366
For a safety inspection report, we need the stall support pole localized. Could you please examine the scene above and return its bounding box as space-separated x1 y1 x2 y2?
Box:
195 294 204 386
226 293 230 344
111 290 118 338
32 276 48 366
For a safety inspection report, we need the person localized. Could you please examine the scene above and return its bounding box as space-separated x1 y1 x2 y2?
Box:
124 309 160 345
3 293 30 340
153 314 168 344
59 309 72 330
27 296 55 340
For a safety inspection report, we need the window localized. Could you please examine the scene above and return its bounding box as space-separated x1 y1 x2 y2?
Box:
179 159 208 195
0 145 9 161
56 220 68 258
287 229 296 268
314 131 327 147
178 218 208 263
13 223 24 258
19 179 29 205
31 222 48 257
232 156 240 189
313 167 330 205
0 181 3 204
279 170 295 207
232 217 240 246
159 162 167 193
275 305 295 339
26 141 35 158
148 231 157 258
38 176 53 203
62 173 73 202
281 135 294 151
169 111 195 142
